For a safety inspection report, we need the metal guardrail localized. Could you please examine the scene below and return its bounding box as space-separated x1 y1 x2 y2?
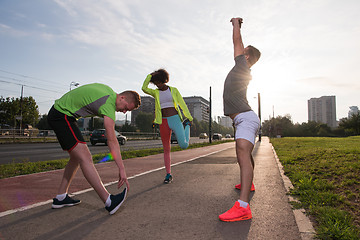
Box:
0 129 55 137
119 132 159 139
0 129 159 142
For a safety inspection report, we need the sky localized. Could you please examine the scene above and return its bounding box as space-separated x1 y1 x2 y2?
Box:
1 0 360 124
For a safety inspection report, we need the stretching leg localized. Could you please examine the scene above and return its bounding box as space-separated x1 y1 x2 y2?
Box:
59 143 110 202
57 153 80 195
160 119 172 174
236 139 255 203
168 115 190 149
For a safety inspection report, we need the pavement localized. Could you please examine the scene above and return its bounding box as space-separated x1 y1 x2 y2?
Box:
0 137 314 240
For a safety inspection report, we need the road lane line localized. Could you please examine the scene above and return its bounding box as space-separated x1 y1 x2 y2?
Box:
0 144 234 218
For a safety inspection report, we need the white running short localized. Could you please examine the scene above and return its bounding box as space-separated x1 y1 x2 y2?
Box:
233 110 260 145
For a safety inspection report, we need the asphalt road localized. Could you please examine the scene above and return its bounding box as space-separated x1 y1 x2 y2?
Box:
0 139 303 240
0 138 210 164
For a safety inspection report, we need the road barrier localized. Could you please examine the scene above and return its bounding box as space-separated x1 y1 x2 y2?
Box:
0 129 159 143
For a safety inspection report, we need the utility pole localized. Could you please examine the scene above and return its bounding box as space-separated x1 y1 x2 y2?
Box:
20 85 23 134
209 86 212 143
258 92 261 142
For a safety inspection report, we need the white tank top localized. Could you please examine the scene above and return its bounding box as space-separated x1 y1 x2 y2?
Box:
159 88 174 109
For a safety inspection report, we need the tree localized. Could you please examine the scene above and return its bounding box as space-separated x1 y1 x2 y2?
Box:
135 112 154 132
338 113 360 135
88 117 104 130
262 115 293 137
0 96 39 127
262 115 337 137
36 114 51 130
121 122 137 132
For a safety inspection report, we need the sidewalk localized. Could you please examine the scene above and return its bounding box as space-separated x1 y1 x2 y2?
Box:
0 137 314 240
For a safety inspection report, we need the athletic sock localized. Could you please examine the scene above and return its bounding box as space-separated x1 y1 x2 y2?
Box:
56 193 67 201
238 200 249 208
105 194 111 207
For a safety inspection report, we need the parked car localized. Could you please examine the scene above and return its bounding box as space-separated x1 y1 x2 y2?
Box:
0 124 10 135
171 132 177 144
225 134 232 138
212 133 222 140
37 130 49 137
90 129 127 145
199 133 208 139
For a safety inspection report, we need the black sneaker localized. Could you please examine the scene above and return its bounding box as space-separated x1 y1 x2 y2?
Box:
163 173 173 184
105 188 127 215
52 194 81 209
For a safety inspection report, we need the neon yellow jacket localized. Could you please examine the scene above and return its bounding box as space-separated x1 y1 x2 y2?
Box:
142 74 193 125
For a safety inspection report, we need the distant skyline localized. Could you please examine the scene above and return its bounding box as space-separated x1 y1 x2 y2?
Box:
1 0 360 124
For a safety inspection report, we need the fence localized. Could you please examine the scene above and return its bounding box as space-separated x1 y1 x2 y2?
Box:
0 129 159 143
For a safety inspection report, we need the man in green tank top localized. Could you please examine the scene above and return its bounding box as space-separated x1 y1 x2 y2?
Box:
48 83 141 215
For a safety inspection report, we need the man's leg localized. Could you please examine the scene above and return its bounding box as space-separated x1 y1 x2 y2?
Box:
219 138 254 222
57 154 80 195
67 143 109 202
236 139 255 203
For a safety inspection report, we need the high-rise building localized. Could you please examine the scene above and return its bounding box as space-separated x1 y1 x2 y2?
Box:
131 96 155 124
348 106 359 118
183 96 210 122
218 116 232 128
308 96 337 128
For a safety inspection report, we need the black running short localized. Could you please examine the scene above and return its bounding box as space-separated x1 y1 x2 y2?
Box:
47 106 86 151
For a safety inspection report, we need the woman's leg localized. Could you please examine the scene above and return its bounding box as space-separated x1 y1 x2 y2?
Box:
160 118 172 174
168 115 190 149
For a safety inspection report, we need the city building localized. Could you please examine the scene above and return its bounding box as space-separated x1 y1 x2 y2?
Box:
183 96 210 122
308 96 337 128
348 106 359 118
218 116 232 128
131 96 155 124
77 117 91 131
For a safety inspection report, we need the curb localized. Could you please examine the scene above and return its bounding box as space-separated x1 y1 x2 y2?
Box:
270 143 316 240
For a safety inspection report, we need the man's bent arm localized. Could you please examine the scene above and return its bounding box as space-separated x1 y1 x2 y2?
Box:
104 116 129 190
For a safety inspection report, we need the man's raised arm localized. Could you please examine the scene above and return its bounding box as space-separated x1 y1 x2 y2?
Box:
231 17 245 59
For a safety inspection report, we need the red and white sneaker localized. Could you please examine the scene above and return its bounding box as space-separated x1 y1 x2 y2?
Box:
219 201 252 222
235 183 255 191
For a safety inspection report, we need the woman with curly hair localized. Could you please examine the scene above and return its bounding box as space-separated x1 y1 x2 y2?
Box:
142 69 193 183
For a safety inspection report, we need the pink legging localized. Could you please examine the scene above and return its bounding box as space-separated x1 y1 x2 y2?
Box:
159 115 190 174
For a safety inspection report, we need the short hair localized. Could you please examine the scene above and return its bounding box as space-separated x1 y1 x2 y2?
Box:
120 90 141 110
246 45 261 67
150 69 169 84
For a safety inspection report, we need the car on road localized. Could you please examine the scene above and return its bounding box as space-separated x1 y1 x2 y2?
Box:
199 133 208 139
212 133 222 140
90 129 127 146
225 134 232 138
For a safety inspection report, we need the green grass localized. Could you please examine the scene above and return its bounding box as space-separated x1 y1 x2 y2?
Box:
271 136 360 240
0 140 232 179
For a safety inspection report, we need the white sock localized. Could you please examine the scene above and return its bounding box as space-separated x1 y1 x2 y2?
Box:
56 193 67 201
238 200 249 208
105 194 111 207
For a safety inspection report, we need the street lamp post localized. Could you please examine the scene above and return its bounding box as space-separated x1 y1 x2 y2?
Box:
70 81 80 91
257 92 261 142
209 86 212 144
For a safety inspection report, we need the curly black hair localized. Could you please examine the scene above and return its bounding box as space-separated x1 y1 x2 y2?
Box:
150 69 169 84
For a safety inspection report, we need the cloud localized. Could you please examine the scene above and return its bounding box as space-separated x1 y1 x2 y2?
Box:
0 23 28 37
0 23 11 30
